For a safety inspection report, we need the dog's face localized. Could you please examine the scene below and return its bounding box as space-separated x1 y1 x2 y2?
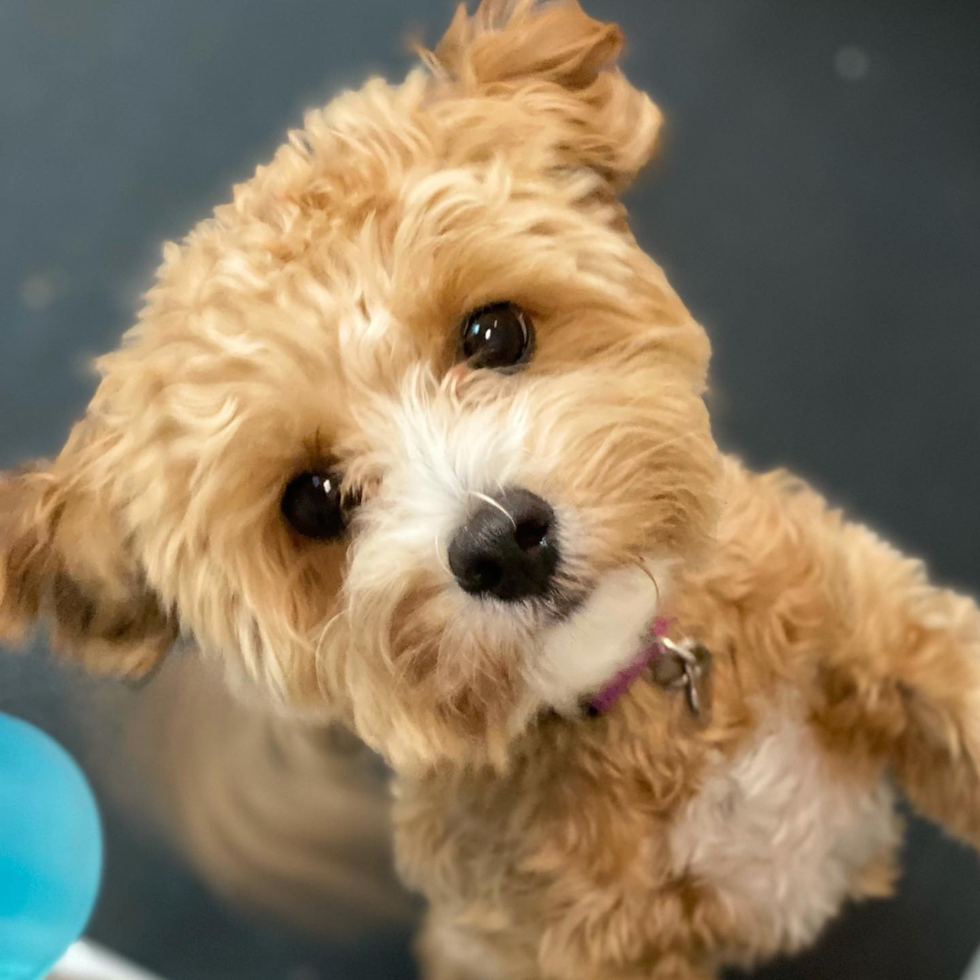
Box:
0 1 718 770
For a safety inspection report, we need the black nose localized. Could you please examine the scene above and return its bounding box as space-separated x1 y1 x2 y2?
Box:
447 488 559 602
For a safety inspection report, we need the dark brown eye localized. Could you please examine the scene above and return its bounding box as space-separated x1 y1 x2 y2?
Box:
281 470 350 541
460 302 533 370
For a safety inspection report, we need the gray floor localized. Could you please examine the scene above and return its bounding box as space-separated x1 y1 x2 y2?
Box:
1 1 979 977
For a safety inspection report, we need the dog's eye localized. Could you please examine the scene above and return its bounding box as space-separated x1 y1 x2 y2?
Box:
281 470 350 541
460 303 533 370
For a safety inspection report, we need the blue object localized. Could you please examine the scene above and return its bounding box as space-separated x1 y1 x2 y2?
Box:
0 713 102 980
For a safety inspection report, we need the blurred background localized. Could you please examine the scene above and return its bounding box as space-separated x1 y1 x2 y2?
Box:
1 0 978 977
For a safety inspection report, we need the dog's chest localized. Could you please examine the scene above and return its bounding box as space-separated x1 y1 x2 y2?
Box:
667 698 899 954
396 697 899 970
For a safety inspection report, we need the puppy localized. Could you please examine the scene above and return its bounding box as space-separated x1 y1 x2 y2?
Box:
3 2 980 977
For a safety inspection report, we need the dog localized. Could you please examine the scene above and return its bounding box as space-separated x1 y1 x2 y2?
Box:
3 1 980 976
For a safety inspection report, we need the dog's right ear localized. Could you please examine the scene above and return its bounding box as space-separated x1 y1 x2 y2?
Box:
429 0 662 189
0 443 176 678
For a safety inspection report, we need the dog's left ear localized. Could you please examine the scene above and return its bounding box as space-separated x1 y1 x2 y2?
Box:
431 0 662 188
0 437 176 678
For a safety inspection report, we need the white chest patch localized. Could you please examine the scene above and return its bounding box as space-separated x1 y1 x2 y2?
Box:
668 697 898 955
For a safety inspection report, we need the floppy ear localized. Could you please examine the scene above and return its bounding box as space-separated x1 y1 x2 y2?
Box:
430 0 662 188
0 442 175 678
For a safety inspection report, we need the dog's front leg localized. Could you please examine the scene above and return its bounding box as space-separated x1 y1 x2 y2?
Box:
565 958 717 980
818 519 980 848
628 957 717 980
418 912 717 980
416 911 513 980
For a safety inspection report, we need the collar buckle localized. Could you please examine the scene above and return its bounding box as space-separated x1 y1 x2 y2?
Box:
654 637 713 723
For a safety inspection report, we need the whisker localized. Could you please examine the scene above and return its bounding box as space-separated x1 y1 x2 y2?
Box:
312 610 344 699
466 489 517 529
390 650 414 692
434 536 453 578
627 552 662 609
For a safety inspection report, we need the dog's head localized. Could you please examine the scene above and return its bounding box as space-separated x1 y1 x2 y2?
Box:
0 0 719 771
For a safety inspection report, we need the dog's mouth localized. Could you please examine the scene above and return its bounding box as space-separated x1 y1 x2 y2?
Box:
539 577 591 622
526 560 668 712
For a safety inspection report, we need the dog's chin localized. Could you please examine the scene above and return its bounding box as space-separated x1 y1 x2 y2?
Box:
526 560 671 713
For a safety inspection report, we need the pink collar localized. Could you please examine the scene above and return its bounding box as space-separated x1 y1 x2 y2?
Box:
587 616 671 715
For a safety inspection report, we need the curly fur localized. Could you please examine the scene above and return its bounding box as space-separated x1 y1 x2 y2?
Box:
3 2 980 977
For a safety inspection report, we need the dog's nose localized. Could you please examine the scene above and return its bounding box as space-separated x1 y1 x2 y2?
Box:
447 488 558 602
